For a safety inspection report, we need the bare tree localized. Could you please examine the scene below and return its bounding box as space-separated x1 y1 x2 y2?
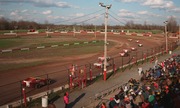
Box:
167 16 178 33
0 17 10 30
125 20 134 29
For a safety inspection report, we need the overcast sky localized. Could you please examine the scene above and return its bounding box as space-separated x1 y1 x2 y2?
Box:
0 0 180 26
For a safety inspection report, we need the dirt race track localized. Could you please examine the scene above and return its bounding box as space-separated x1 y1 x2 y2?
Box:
0 32 177 106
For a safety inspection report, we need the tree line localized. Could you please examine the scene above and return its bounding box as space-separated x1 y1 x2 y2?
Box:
0 16 178 33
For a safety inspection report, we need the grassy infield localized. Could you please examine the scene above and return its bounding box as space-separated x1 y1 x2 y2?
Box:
0 38 110 71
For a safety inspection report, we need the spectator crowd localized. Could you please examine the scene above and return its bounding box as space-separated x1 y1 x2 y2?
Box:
104 54 180 108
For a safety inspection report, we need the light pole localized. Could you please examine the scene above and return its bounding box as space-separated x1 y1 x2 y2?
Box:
95 25 96 38
14 26 18 37
178 24 180 41
164 21 168 53
46 26 49 37
73 26 75 37
99 2 112 81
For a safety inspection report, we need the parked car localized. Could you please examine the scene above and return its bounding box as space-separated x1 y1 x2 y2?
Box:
22 77 55 88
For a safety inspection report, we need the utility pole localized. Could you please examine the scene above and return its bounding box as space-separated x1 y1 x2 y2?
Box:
14 26 18 37
99 2 112 81
95 25 96 38
73 26 75 37
46 26 49 37
178 24 180 41
164 21 168 53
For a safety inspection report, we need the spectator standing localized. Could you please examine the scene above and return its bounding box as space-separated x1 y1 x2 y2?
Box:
154 57 158 69
138 67 143 76
63 92 69 108
101 102 107 108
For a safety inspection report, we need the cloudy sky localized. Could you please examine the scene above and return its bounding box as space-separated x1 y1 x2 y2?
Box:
0 0 180 26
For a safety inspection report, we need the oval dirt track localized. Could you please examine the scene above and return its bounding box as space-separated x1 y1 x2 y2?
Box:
0 33 174 106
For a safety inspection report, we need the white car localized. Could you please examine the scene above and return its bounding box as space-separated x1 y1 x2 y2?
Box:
138 44 143 47
119 52 129 57
131 47 136 51
136 40 139 43
123 49 129 53
119 52 125 57
98 56 111 61
94 62 110 68
128 39 132 41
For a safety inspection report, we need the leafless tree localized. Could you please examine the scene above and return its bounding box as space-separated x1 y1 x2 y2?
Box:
167 16 178 33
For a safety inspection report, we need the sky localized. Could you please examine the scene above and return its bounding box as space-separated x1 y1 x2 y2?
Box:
0 0 180 26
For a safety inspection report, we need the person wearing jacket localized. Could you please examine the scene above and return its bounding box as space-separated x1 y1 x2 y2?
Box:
63 92 69 108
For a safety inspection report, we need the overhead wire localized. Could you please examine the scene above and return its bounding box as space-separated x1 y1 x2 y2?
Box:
73 13 104 25
109 9 128 23
109 13 126 26
55 9 104 24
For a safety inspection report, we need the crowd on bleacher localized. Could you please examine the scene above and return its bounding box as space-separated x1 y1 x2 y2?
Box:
104 54 180 108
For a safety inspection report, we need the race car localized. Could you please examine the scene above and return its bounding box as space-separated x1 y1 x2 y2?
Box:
94 62 111 68
22 77 55 88
128 39 132 41
98 56 111 62
131 47 136 51
123 49 129 53
138 43 143 47
119 52 129 57
136 40 139 43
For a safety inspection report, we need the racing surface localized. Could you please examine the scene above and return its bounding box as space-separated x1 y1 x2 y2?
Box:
0 32 176 106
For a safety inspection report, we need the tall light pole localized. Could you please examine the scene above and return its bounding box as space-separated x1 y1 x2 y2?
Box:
95 25 96 38
46 26 49 37
178 24 180 41
164 21 168 53
14 26 18 37
73 26 75 37
99 2 112 81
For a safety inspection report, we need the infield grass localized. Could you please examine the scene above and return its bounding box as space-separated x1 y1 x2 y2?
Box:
0 38 115 72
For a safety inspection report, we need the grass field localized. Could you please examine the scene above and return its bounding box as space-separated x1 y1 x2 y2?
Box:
0 37 100 49
0 37 115 71
0 29 163 35
126 29 162 34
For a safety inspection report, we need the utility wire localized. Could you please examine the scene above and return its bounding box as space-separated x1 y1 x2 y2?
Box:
55 9 104 24
109 13 126 25
73 13 104 25
109 9 128 23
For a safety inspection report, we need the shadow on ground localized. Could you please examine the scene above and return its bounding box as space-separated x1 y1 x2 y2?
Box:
68 93 86 108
